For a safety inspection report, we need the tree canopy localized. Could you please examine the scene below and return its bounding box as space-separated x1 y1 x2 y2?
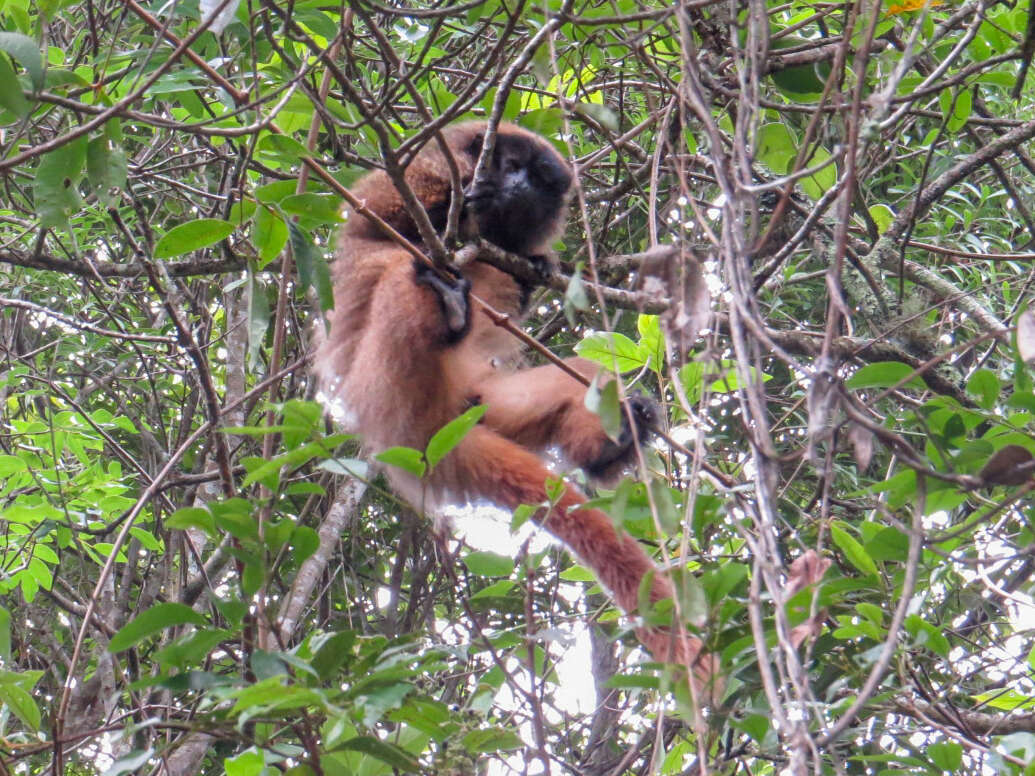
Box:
2 0 1035 774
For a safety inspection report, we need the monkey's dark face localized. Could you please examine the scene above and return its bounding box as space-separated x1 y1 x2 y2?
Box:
462 132 573 256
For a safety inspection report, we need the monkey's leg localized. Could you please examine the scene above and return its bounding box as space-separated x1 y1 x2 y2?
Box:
471 358 656 480
450 426 716 695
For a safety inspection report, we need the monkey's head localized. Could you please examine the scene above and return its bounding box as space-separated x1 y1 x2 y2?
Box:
346 122 573 260
449 122 573 257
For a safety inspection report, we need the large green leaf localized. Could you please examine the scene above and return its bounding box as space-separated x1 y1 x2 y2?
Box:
154 219 235 258
109 603 208 653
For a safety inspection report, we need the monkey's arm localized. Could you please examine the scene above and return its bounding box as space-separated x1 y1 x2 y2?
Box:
413 261 471 343
335 249 472 382
471 358 656 481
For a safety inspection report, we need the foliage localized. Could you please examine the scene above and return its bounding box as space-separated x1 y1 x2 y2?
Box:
2 0 1035 774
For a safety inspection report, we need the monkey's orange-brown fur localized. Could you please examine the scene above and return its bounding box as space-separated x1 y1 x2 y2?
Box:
315 121 715 694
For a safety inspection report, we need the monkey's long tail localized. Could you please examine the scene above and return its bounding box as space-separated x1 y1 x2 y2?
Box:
451 426 719 699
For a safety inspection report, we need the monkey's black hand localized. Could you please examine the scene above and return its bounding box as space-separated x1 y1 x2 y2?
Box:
414 260 471 343
524 254 555 281
463 179 498 215
585 394 659 481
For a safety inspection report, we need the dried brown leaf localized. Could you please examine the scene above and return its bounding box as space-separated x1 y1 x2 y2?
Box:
980 444 1035 486
637 246 710 362
785 549 833 598
1018 310 1035 364
847 422 874 471
789 610 828 649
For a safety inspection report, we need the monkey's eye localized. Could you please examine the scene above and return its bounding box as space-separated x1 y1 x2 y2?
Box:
531 153 572 191
466 134 484 156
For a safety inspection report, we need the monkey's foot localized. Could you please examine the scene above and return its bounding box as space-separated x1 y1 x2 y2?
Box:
585 394 658 480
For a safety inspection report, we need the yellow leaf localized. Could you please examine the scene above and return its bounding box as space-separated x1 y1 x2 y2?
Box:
886 0 942 15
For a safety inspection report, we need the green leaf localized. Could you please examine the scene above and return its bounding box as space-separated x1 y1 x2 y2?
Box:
756 123 796 174
259 133 311 162
154 629 230 670
678 362 706 403
563 265 589 323
732 713 770 745
830 522 879 577
357 681 412 727
462 550 513 578
573 101 619 131
280 193 343 224
966 368 999 409
256 178 298 204
376 446 426 478
388 698 450 737
928 741 963 771
0 32 44 90
263 520 294 553
0 53 29 117
290 222 334 312
637 314 664 371
470 579 517 599
426 405 486 469
510 502 537 531
154 219 234 259
228 198 257 226
250 650 289 681
585 379 622 442
165 507 216 536
799 145 836 200
670 567 708 626
0 681 40 731
575 331 644 373
291 525 320 565
224 749 265 776
868 203 894 235
312 630 356 679
558 565 595 582
846 361 924 390
248 274 270 365
100 749 153 776
518 108 564 137
940 88 972 133
904 615 950 658
972 688 1035 711
213 597 248 626
108 603 208 653
33 137 87 228
0 608 10 661
702 562 748 605
209 498 258 542
769 35 830 97
318 457 368 479
864 527 909 562
0 455 27 477
86 135 127 208
252 205 288 268
241 560 264 596
855 602 884 626
461 727 522 754
336 736 421 772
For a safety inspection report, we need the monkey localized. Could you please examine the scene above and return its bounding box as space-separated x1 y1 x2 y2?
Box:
314 121 717 697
